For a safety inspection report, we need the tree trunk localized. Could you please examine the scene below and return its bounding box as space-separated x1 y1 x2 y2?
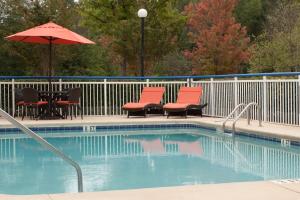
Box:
121 57 127 76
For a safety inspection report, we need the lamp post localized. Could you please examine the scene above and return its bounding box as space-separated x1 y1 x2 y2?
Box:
138 8 147 77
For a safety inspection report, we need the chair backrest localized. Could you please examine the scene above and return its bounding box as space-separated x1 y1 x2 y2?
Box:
67 88 82 103
21 88 39 103
139 87 165 104
60 88 72 100
15 88 24 103
176 87 202 104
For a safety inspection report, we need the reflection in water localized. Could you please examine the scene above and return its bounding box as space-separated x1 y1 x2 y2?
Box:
0 131 300 194
200 136 300 180
165 140 203 157
71 133 300 180
1 133 299 180
0 138 17 162
126 138 165 154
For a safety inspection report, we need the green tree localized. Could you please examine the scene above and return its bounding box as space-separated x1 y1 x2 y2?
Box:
250 0 300 72
80 0 186 76
153 50 193 76
235 0 264 38
235 0 279 38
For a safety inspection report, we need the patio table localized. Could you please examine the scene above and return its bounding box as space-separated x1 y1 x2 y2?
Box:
39 91 67 119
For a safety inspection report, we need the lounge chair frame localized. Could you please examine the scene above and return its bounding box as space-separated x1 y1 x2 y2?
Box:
126 104 164 118
165 103 207 118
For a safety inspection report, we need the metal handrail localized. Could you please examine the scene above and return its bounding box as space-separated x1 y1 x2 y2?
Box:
0 108 83 192
232 102 262 134
222 103 246 131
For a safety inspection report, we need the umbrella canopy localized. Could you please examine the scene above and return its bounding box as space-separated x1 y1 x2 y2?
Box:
5 22 95 90
5 22 95 45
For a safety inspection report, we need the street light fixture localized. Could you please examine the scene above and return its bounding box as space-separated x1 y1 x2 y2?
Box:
138 8 147 77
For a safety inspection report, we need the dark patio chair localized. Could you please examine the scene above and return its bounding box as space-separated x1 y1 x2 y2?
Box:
21 88 48 120
14 88 24 117
55 87 82 120
53 88 71 101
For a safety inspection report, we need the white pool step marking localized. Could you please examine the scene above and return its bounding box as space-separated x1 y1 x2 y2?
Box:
272 179 300 184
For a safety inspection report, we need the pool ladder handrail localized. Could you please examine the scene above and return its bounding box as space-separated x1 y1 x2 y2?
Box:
222 103 246 131
0 108 83 193
232 102 262 134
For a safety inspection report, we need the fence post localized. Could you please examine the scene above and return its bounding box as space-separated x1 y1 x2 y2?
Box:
187 78 192 87
12 79 15 116
59 78 62 91
190 78 194 87
298 75 300 125
263 76 267 122
146 79 150 87
210 78 215 116
104 79 108 116
234 77 238 116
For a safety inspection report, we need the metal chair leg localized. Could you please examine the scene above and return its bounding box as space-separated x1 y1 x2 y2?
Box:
22 107 26 120
78 105 83 119
71 105 73 120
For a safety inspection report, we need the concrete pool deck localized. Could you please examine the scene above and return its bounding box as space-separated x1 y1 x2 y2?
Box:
1 181 300 200
1 115 300 200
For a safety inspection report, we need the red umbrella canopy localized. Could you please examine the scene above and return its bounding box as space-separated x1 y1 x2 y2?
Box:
5 22 95 90
5 22 95 44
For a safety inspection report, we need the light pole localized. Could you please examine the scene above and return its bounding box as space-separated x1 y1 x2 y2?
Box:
138 8 147 77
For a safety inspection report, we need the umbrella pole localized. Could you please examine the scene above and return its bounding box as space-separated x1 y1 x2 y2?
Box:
49 38 53 92
46 38 53 119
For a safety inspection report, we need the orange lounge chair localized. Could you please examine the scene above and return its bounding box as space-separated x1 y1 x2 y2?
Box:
163 86 206 118
122 87 165 117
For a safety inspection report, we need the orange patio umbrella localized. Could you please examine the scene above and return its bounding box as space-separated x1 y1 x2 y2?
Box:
5 21 95 89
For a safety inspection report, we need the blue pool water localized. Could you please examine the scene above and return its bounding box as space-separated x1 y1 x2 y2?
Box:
0 126 299 194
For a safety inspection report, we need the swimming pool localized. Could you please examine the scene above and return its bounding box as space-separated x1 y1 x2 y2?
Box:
0 124 299 194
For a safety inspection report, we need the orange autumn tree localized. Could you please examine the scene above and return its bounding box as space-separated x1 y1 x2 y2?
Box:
184 0 251 75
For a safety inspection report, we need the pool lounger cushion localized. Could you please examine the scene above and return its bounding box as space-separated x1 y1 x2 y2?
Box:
163 87 206 118
122 87 165 117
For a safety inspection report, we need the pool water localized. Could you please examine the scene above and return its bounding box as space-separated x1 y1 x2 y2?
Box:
0 127 299 194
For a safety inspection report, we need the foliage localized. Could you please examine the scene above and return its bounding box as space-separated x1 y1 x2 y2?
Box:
0 0 299 76
184 0 250 75
234 0 280 38
235 0 264 38
80 0 186 76
250 0 300 72
153 51 193 76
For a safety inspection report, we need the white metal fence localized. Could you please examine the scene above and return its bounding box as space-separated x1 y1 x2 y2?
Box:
1 73 300 126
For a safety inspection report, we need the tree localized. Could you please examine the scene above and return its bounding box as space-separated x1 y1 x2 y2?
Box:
235 0 264 38
184 0 251 75
153 50 193 76
80 0 185 76
234 0 280 39
250 0 300 72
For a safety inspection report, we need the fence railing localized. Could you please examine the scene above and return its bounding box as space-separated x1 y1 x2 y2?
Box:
1 72 300 126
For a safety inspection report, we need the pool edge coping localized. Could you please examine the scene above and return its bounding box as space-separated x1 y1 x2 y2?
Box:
0 118 299 143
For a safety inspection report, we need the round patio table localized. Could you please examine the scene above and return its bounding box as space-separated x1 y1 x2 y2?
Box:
39 91 67 119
